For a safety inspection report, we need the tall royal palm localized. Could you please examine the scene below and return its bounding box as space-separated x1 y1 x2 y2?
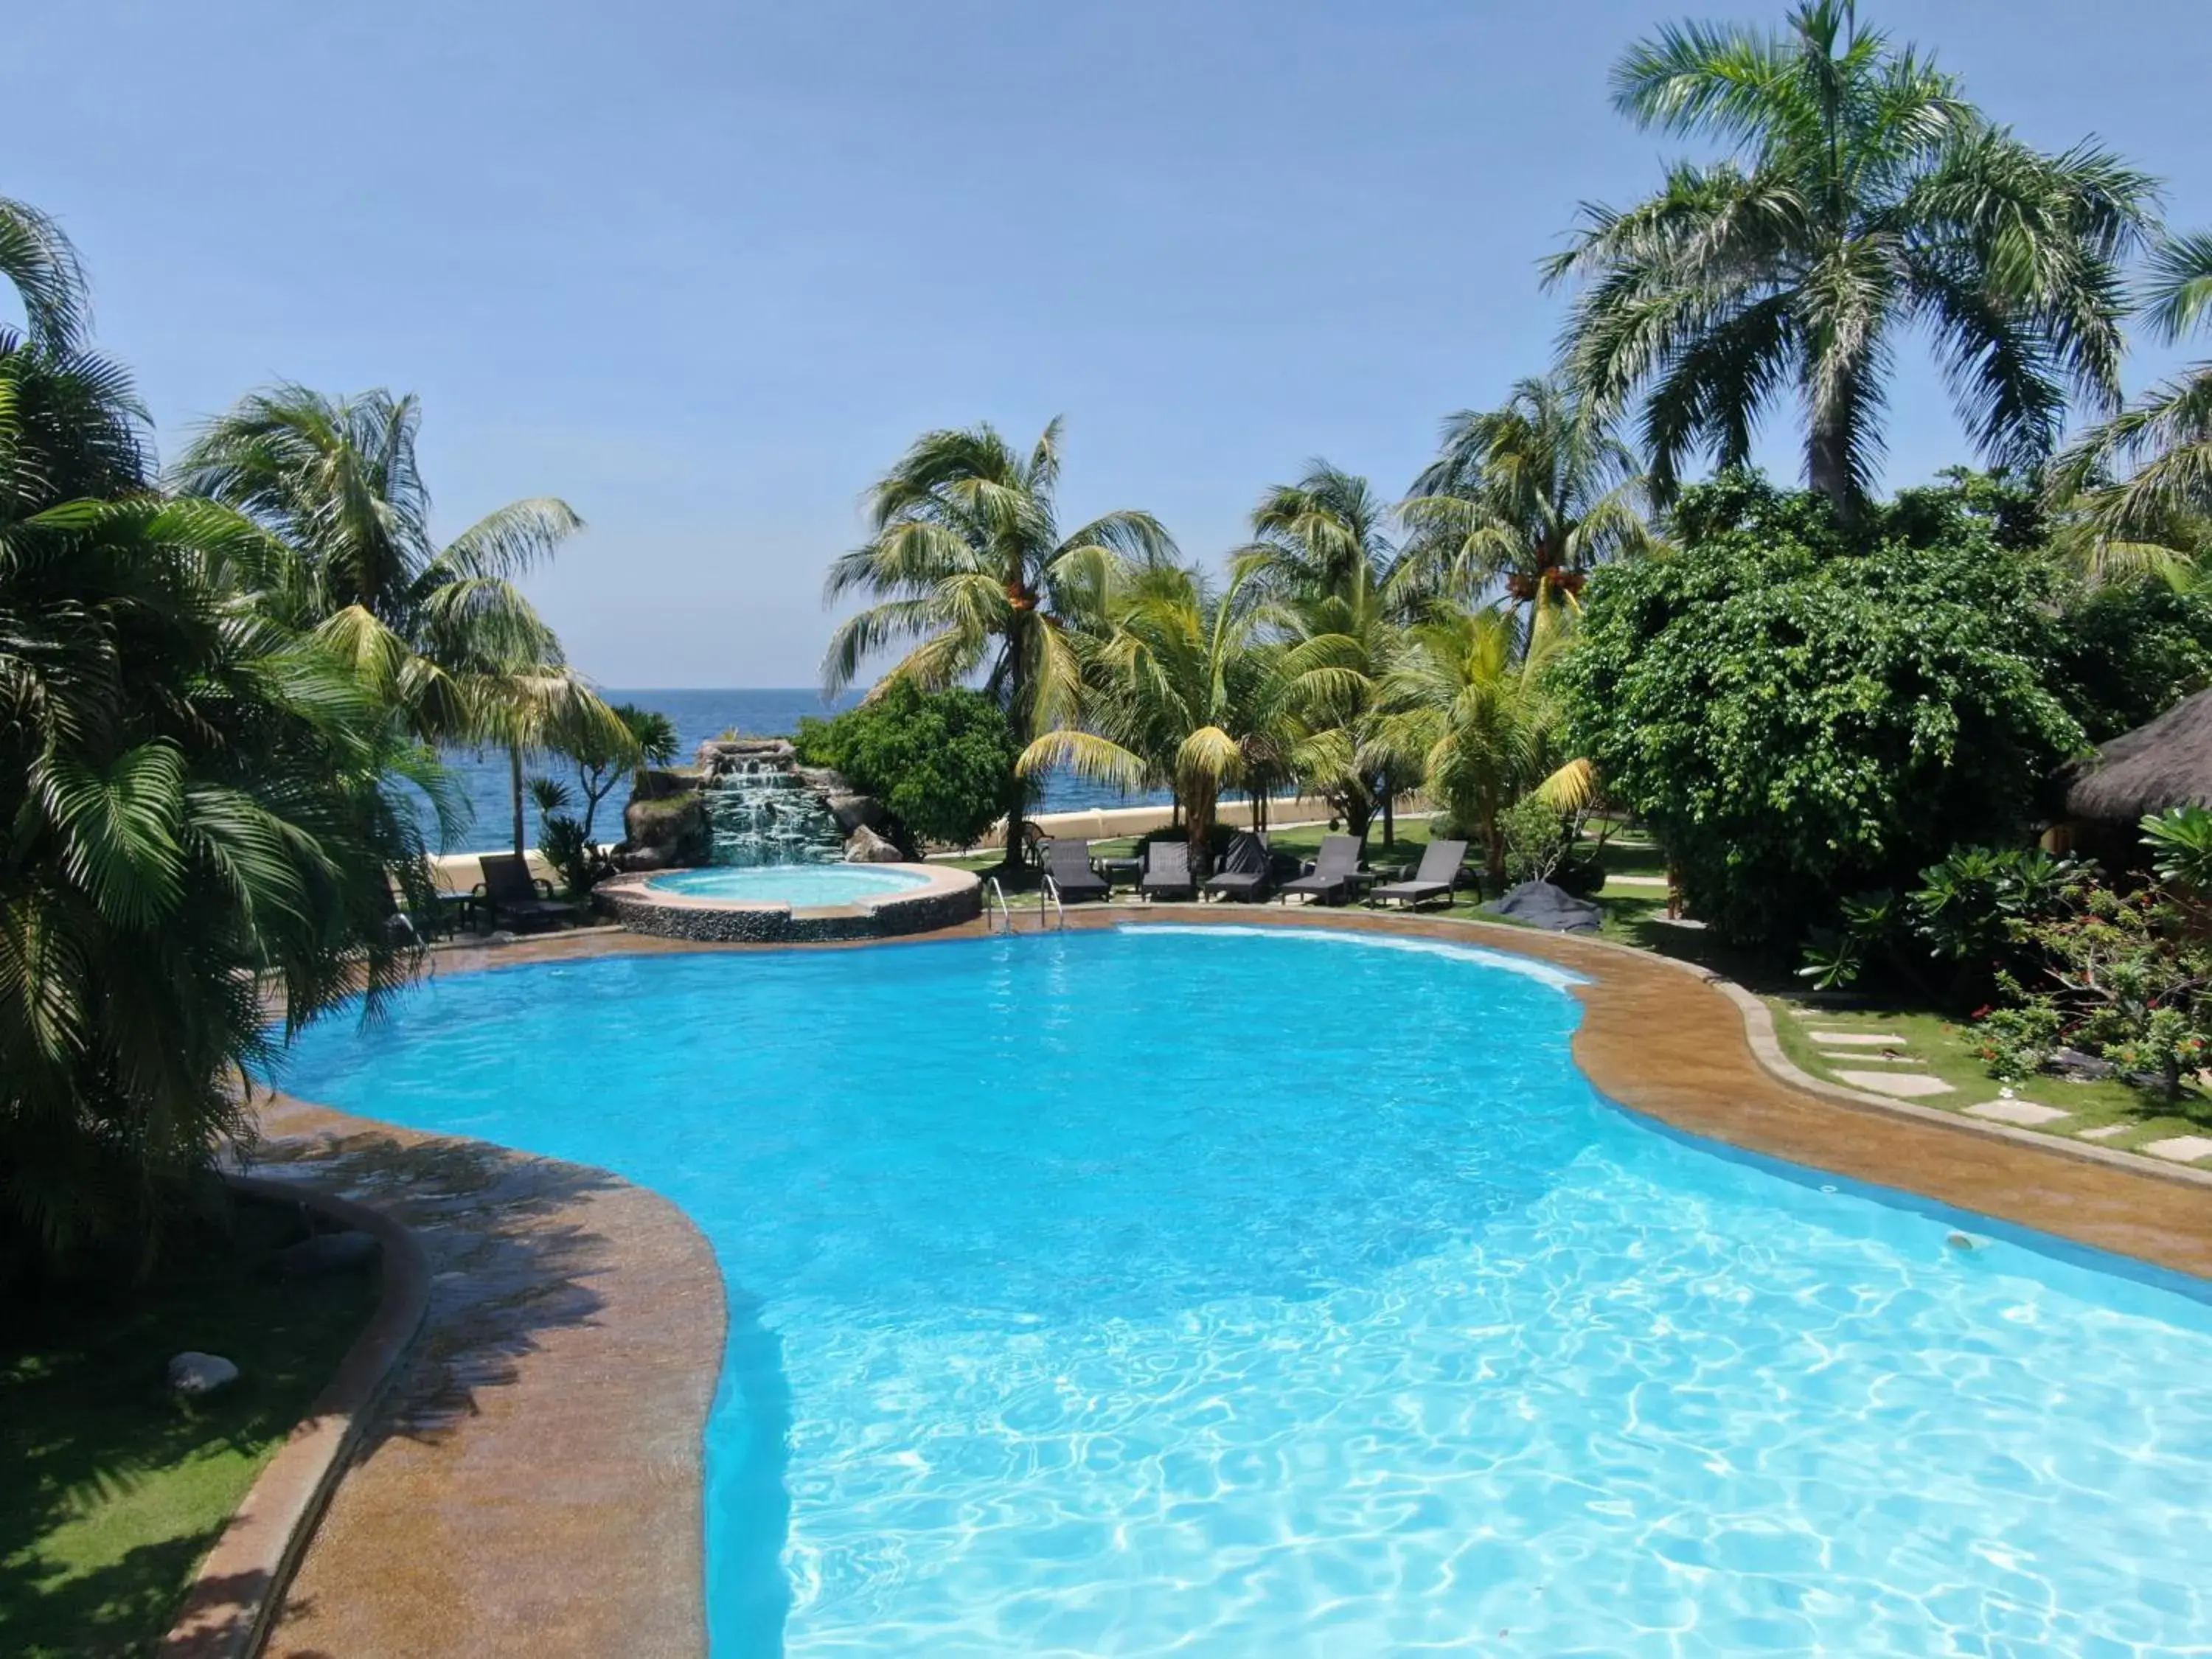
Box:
1546 0 2154 514
824 419 1175 867
178 386 624 853
1399 376 1656 611
2051 231 2212 577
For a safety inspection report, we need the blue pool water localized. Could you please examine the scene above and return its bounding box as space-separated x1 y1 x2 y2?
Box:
279 928 2212 1656
650 863 932 907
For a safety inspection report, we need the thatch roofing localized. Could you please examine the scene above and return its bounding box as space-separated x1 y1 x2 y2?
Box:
2065 687 2212 823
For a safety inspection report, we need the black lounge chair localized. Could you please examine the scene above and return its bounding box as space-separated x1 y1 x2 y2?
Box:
1043 837 1110 902
474 853 580 932
1278 833 1364 905
1200 831 1271 902
1368 838 1468 910
1138 838 1197 901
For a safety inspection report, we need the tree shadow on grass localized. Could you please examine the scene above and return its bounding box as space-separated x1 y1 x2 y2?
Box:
0 1196 375 1657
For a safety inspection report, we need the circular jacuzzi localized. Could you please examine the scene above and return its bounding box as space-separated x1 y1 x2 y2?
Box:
596 860 979 943
647 863 933 907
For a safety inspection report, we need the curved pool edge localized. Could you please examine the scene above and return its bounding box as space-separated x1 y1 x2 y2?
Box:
254 904 2212 1656
241 1089 726 1659
596 861 980 943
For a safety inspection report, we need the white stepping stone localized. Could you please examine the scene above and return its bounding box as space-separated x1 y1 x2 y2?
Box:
1966 1099 2071 1127
2077 1124 2132 1141
1833 1069 1955 1099
1809 1032 1910 1046
1820 1051 1914 1063
2140 1135 2212 1164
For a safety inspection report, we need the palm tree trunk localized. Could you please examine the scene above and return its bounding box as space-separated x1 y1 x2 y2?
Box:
1381 783 1395 849
1808 408 1855 519
509 744 526 857
1000 617 1030 872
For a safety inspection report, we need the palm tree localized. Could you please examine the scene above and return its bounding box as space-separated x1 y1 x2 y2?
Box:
176 386 625 853
2049 231 2212 581
1365 609 1592 888
0 215 431 1274
1235 464 1417 840
1238 465 1410 608
1018 563 1316 872
1545 0 2156 515
1399 376 1657 611
823 420 1175 869
0 197 89 351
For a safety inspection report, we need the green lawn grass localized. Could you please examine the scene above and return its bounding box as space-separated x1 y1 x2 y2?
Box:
1 1197 377 1658
1761 997 2212 1151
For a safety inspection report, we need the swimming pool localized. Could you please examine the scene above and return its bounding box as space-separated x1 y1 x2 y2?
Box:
647 863 932 907
280 927 2212 1656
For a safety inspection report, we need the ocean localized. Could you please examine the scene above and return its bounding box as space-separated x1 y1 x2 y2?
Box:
428 687 1166 855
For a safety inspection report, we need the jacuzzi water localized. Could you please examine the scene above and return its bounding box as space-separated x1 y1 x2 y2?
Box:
647 863 931 907
279 927 2212 1656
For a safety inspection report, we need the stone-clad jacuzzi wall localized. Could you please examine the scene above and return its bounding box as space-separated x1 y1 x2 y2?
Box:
596 864 981 944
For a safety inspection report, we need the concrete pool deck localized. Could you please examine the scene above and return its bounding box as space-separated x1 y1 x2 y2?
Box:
235 907 2212 1656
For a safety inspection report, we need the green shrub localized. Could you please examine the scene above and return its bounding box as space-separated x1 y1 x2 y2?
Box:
1500 794 1571 886
1563 473 2087 953
793 682 1020 850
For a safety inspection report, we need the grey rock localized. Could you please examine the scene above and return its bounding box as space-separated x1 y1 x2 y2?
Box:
630 766 703 803
169 1351 240 1397
276 1229 380 1279
2051 1046 2118 1081
826 792 883 832
1483 879 1603 933
844 824 904 863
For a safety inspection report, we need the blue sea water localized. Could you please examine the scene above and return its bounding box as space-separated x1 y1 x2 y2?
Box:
431 687 1166 854
278 928 2212 1656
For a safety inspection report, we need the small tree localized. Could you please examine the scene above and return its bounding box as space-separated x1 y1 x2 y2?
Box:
1562 473 2087 951
796 682 1019 852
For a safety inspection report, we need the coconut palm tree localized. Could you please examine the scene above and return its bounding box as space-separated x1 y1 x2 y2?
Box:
2049 231 2212 582
1399 376 1657 612
1018 563 1318 872
1365 608 1592 888
823 419 1175 869
1545 0 2156 516
1238 465 1412 610
1232 464 1422 840
0 222 433 1274
176 386 625 853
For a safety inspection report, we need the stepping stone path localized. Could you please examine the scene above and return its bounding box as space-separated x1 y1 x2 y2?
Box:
2078 1124 2132 1141
1809 1032 1910 1046
2141 1135 2212 1164
1818 1051 1916 1064
1966 1099 2071 1127
1832 1070 1955 1099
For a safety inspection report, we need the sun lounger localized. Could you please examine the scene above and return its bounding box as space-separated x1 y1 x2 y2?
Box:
1200 831 1271 902
1044 837 1111 902
1138 839 1196 901
1368 839 1467 910
474 853 580 931
1277 833 1364 905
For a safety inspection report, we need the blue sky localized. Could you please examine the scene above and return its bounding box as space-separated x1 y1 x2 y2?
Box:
15 1 2210 686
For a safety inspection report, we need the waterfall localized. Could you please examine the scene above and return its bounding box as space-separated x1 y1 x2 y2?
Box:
700 759 847 868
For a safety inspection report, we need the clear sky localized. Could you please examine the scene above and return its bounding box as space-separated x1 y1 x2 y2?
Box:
14 1 2210 686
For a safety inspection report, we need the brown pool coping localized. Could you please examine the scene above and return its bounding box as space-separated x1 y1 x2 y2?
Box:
240 904 2212 1658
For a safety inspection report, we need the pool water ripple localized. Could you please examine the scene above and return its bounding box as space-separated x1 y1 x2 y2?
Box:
280 928 2212 1656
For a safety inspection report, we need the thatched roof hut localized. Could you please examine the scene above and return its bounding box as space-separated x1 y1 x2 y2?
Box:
2065 688 2212 824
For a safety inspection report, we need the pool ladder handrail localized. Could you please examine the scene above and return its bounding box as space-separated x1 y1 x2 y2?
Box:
983 875 1012 933
1040 873 1066 931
